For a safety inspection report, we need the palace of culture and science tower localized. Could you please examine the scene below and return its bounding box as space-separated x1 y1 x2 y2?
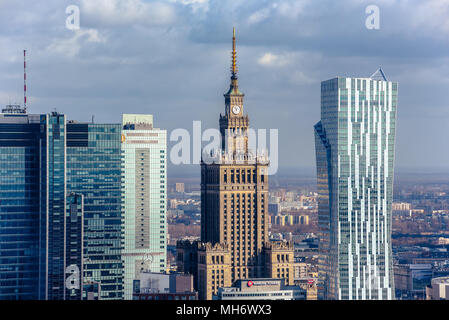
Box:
176 29 294 300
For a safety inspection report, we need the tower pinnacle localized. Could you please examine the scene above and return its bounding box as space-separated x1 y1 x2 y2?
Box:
225 27 242 96
231 27 238 78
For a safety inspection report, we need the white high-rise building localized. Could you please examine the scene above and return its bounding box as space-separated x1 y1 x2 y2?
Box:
121 114 167 300
314 69 398 300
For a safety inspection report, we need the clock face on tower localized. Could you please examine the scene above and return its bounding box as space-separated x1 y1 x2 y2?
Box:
232 105 241 115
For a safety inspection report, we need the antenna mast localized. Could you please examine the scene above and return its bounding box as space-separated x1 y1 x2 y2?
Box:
24 49 27 112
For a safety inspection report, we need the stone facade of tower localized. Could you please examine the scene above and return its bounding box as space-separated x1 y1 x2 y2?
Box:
197 243 232 300
176 29 294 300
264 241 295 286
200 28 270 285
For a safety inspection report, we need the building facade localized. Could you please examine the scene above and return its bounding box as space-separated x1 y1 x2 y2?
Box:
296 278 318 300
176 29 294 300
66 121 123 300
175 183 185 193
0 110 77 300
121 114 167 299
197 243 232 300
176 240 199 283
0 109 89 300
215 278 305 300
65 193 84 300
0 109 42 299
264 241 294 285
314 72 398 300
0 105 127 300
40 112 67 300
199 27 270 293
394 264 433 300
133 272 197 300
426 276 449 300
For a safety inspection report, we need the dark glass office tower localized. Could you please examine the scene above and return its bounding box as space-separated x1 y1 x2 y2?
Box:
0 107 122 300
39 112 67 300
66 122 123 300
0 110 81 300
0 109 41 299
65 192 84 300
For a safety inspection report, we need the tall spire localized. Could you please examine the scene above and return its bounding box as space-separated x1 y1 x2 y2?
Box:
231 27 238 78
225 27 242 96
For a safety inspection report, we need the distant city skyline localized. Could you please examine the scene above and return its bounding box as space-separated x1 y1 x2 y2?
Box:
1 1 449 170
1 0 449 304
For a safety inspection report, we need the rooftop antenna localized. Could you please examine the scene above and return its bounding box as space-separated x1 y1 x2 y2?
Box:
23 49 27 112
1 51 27 114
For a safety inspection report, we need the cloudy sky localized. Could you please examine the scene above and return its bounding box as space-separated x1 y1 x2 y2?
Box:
1 0 449 172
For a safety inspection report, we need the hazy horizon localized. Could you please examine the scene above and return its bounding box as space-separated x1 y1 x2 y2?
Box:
167 164 449 180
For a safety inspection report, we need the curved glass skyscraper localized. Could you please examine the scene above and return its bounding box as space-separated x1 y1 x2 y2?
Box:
314 72 398 300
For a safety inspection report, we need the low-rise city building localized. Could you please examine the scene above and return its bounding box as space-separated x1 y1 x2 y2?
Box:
175 182 185 193
394 264 433 299
270 214 309 226
214 278 306 300
426 276 449 300
295 278 318 300
133 272 198 300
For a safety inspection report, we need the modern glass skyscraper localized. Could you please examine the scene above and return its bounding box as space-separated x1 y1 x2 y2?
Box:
0 110 41 300
121 114 167 300
0 110 85 300
0 108 127 300
66 122 123 300
39 112 67 300
314 72 398 300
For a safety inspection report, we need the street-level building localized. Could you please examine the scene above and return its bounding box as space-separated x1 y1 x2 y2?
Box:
215 278 305 300
133 272 197 300
426 276 449 300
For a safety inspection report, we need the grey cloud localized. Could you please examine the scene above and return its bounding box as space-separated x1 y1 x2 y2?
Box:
0 0 448 170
